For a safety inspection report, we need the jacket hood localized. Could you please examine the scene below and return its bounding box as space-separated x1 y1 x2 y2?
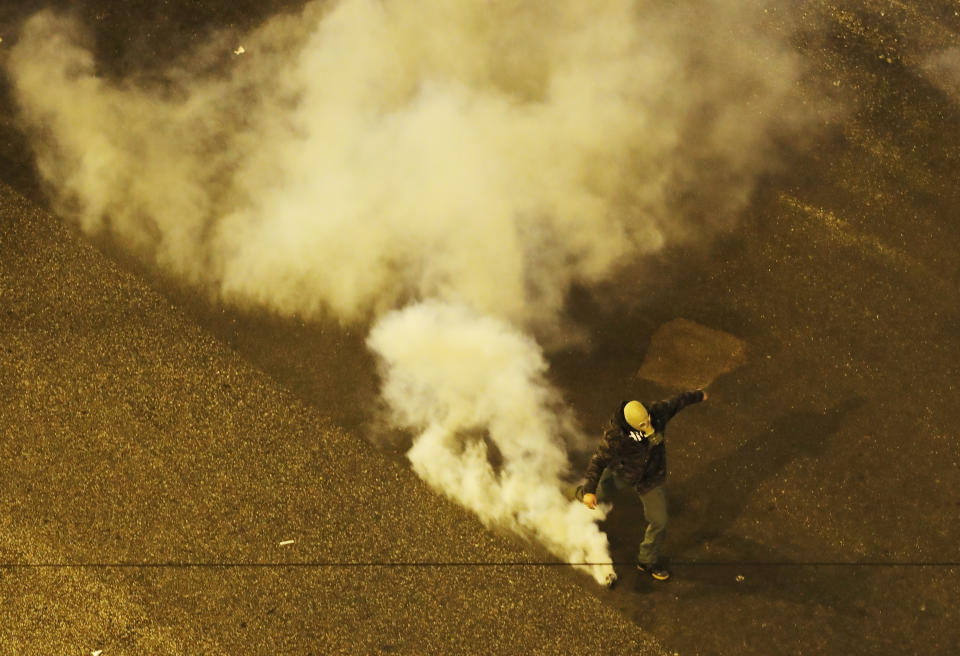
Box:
612 401 633 432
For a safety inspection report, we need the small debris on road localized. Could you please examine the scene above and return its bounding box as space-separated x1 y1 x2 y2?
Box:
234 46 246 55
279 539 295 546
735 575 745 582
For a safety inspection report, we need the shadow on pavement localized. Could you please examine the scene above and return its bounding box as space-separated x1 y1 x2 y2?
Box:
671 396 867 559
607 397 873 610
601 397 867 603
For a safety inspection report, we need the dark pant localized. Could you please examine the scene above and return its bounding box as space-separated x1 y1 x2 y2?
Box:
578 468 668 566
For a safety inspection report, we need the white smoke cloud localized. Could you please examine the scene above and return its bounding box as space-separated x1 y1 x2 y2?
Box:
6 0 820 583
368 301 613 582
922 46 960 101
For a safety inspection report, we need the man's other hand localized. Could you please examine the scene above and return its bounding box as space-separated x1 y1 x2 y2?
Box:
582 493 598 509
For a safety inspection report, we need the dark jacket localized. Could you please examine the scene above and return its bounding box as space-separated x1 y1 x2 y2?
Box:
583 390 705 495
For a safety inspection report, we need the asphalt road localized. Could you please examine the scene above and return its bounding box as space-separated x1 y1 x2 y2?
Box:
2 1 960 655
0 184 666 654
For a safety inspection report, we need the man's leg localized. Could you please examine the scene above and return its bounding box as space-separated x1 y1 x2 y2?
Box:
636 486 669 572
595 467 625 504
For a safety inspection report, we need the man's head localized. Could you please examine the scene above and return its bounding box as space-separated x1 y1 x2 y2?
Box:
623 400 654 437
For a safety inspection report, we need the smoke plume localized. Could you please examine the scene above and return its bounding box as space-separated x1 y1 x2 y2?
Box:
922 46 960 101
7 0 817 582
368 302 613 580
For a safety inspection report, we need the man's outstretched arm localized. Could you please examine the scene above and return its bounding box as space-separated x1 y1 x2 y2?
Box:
652 389 708 424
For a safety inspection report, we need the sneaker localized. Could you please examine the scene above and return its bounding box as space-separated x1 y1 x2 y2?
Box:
637 562 670 581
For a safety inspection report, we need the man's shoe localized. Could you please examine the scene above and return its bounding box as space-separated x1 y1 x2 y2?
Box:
637 562 670 581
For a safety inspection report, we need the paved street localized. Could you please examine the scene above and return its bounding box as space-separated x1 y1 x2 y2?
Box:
0 184 665 653
2 1 959 654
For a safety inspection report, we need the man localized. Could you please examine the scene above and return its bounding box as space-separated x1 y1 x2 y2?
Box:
577 389 707 582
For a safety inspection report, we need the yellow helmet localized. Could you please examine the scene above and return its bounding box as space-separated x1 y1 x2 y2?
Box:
623 400 653 435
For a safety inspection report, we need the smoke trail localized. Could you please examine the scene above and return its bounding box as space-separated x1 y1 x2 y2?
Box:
6 0 819 582
922 46 960 101
368 302 613 581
